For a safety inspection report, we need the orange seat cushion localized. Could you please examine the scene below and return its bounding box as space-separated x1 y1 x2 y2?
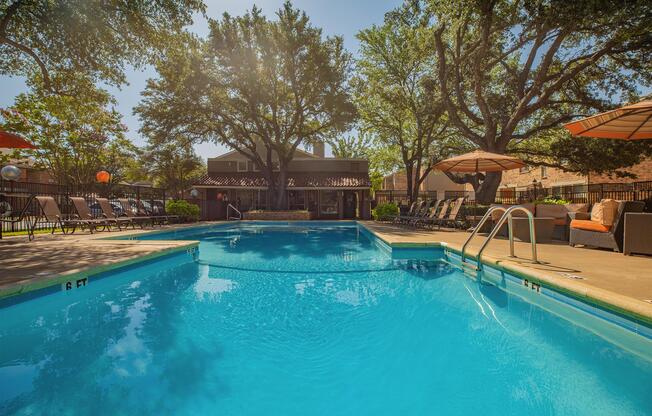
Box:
570 219 611 233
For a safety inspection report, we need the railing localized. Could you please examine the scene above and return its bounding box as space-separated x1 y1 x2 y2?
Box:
0 179 168 238
460 206 538 274
375 180 652 207
226 203 242 220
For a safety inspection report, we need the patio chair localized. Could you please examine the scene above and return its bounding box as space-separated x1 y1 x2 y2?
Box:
69 197 117 231
136 199 178 225
0 194 36 240
569 200 645 252
393 201 418 224
117 198 155 228
414 199 443 229
395 200 424 225
96 198 134 230
405 200 437 227
31 196 97 237
438 197 468 230
420 199 452 229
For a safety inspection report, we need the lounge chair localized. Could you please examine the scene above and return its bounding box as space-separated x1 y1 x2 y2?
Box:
96 198 134 230
403 200 433 227
393 201 418 224
69 197 117 231
136 199 178 225
395 200 424 225
438 197 467 229
31 196 98 237
408 200 440 227
414 199 443 229
116 198 156 228
0 194 36 240
420 199 452 229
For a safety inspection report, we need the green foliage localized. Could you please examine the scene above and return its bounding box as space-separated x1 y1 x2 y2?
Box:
136 2 355 210
0 0 205 92
141 142 206 198
327 133 372 159
0 80 137 187
425 0 652 202
354 5 455 202
534 196 571 205
514 128 652 179
165 199 200 222
372 202 399 221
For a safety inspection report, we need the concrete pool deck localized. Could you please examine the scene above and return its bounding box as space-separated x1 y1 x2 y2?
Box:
359 221 652 324
1 220 650 324
0 223 219 299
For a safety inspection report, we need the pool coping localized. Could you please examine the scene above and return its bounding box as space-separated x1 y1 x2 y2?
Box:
356 222 652 327
0 239 199 301
3 220 650 329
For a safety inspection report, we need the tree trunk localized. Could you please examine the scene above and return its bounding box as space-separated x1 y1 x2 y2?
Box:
405 164 414 203
273 168 288 210
473 171 502 205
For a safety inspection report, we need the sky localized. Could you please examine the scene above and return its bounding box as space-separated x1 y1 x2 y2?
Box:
0 0 403 160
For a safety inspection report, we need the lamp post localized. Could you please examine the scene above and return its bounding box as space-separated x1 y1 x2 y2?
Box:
1 165 22 194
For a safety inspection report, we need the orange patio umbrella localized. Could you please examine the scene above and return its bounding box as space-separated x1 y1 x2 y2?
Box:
434 150 526 172
0 131 37 149
563 99 652 140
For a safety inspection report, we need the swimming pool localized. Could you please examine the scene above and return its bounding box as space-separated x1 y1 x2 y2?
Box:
1 223 651 415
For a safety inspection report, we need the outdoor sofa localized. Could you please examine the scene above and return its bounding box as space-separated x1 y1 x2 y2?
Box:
569 200 645 252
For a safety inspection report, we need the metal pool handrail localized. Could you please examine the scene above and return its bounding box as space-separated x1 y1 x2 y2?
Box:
461 205 538 271
461 206 506 263
227 204 242 220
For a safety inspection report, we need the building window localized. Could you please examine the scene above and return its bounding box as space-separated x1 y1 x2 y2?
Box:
288 190 305 210
540 166 548 178
237 161 248 172
320 190 338 215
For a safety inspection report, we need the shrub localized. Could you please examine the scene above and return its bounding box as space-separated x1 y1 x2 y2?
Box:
372 202 399 221
535 196 571 205
166 200 200 222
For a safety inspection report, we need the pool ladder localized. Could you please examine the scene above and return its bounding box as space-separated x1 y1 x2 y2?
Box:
227 204 242 221
460 206 538 273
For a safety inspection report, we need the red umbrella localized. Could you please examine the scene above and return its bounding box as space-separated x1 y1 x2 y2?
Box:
0 131 37 149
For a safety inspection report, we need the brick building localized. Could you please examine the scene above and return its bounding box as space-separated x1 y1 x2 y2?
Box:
193 142 372 220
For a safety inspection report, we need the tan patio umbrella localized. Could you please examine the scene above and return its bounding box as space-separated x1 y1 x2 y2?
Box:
434 150 526 172
563 99 652 140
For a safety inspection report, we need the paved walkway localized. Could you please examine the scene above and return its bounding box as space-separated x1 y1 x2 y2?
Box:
0 225 205 299
361 221 652 322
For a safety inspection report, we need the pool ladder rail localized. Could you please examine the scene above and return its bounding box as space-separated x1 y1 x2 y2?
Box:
460 205 539 273
227 203 242 221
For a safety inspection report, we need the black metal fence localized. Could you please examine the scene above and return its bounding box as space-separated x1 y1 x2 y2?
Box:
0 180 167 237
375 181 652 207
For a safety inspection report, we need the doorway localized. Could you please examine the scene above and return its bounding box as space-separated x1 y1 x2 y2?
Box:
343 191 357 219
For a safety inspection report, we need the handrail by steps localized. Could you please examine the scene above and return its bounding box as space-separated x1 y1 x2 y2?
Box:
461 205 538 272
226 203 242 220
461 206 506 263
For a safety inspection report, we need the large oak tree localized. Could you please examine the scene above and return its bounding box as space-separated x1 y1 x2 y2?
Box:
136 2 355 209
427 0 652 203
0 0 205 92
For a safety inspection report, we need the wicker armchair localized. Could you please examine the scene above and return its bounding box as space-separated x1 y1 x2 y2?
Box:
569 201 645 252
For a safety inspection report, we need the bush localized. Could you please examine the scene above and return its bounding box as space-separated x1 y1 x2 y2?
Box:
535 196 571 205
166 200 200 222
372 202 399 221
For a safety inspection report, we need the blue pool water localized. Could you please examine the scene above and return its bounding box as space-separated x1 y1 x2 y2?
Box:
1 223 651 415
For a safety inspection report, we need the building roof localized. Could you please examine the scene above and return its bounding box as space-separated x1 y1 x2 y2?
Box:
194 172 371 189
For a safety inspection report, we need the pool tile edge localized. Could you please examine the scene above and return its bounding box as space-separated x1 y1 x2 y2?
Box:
356 221 652 327
0 240 199 301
